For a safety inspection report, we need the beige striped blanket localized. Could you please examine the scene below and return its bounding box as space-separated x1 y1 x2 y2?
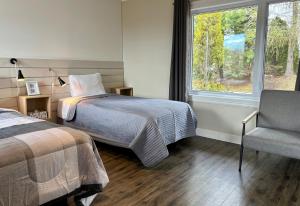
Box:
0 109 109 206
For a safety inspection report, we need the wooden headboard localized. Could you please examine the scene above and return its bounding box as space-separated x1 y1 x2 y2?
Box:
0 58 124 120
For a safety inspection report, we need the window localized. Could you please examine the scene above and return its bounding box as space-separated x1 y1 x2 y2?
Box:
264 1 300 91
192 6 258 94
190 0 300 99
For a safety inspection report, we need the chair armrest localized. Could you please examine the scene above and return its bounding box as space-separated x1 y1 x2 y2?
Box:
242 111 259 124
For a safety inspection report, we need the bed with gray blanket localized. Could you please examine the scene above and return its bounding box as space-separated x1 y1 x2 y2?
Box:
0 109 109 206
58 94 197 167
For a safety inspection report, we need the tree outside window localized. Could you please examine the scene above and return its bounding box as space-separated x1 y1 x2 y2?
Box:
264 1 300 91
191 1 300 95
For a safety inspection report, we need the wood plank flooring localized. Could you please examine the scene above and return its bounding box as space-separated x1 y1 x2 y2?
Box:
92 137 300 206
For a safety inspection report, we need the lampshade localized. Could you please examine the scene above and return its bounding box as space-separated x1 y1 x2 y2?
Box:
17 70 25 81
58 77 66 87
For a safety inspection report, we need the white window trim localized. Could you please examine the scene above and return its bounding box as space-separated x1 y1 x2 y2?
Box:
189 92 260 107
188 0 294 105
191 0 258 15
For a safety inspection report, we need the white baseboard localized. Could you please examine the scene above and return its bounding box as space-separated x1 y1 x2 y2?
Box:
196 128 241 145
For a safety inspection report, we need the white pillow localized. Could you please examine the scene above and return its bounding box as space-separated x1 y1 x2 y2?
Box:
69 73 106 97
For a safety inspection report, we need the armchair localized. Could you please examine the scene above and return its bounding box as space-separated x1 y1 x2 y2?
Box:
239 90 300 171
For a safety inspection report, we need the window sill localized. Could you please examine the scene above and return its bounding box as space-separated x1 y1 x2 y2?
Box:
188 91 260 107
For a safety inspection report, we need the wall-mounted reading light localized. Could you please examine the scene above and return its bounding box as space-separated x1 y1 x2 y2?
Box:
10 58 25 81
49 68 66 97
10 58 24 97
58 76 66 87
49 68 66 88
17 70 25 81
10 58 17 65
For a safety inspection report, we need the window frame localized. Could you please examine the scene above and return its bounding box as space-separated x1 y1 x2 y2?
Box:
188 0 295 104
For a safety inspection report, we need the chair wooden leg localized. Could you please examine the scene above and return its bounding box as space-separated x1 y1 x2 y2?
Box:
239 145 244 172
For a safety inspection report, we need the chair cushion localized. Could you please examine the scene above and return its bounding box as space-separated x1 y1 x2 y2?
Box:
258 90 300 132
244 127 300 159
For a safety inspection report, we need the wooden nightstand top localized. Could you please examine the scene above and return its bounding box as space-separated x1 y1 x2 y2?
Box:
19 95 51 100
115 87 132 89
112 87 133 96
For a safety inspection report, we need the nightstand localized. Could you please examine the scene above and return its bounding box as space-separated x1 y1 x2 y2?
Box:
18 95 52 120
112 87 133 96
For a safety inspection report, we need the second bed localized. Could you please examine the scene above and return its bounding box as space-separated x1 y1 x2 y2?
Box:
58 94 197 167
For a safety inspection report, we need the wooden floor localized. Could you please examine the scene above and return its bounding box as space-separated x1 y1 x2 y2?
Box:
92 137 300 206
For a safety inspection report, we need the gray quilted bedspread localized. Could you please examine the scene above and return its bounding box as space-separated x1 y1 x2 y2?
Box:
59 95 197 167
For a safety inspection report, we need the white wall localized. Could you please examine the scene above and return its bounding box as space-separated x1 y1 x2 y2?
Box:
122 0 257 144
0 0 122 61
122 0 174 99
191 99 257 144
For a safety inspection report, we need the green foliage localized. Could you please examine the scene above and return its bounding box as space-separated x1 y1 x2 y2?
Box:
265 17 289 76
192 79 225 92
192 7 257 92
193 12 224 81
222 7 257 78
192 2 300 92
